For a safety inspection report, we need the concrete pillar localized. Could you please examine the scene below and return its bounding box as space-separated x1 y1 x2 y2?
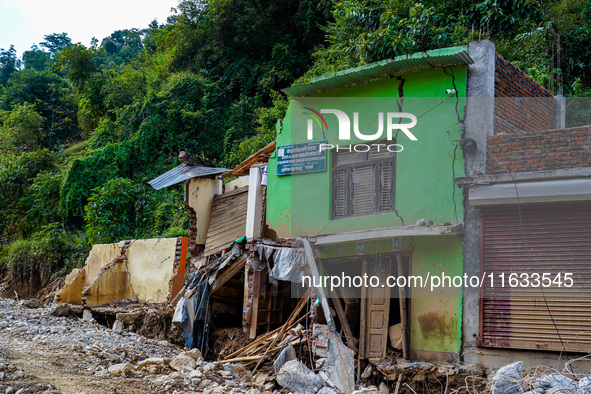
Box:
554 95 566 129
465 39 496 176
462 39 496 363
245 166 264 240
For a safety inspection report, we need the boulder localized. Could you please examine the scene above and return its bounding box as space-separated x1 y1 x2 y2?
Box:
82 309 93 321
533 373 578 393
178 348 203 361
361 364 373 380
273 345 296 373
169 354 196 373
490 361 523 394
22 299 42 309
276 360 323 394
112 320 125 332
136 357 165 371
108 362 133 376
163 371 184 383
50 304 72 317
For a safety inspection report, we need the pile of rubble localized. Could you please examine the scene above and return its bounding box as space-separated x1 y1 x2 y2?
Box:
488 361 591 394
103 349 265 393
6 296 591 394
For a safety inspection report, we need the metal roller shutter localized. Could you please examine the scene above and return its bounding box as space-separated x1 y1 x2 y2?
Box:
480 202 591 352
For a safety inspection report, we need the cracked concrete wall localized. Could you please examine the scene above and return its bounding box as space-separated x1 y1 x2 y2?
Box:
59 238 182 306
126 238 179 303
58 241 125 304
84 256 137 307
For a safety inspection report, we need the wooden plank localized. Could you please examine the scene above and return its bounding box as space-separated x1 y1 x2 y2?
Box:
205 188 249 256
205 214 248 238
210 202 248 215
220 356 260 363
215 186 249 199
329 289 358 353
225 311 310 361
249 267 260 339
243 259 250 323
211 255 247 294
359 259 368 360
300 238 332 326
253 289 310 373
224 140 276 177
206 232 245 249
205 242 234 257
225 326 282 360
169 285 185 306
209 203 247 216
397 254 410 360
208 203 247 220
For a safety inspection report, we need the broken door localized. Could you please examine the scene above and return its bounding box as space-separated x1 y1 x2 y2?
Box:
359 257 391 361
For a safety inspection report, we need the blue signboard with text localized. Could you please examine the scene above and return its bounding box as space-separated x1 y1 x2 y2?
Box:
276 140 326 176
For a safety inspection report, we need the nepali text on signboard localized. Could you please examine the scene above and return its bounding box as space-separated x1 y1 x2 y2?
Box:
276 140 326 176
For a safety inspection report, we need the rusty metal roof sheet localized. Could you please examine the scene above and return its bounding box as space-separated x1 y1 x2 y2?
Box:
148 164 229 190
283 46 473 97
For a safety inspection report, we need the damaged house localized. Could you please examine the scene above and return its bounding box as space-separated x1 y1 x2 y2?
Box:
268 44 474 364
264 38 579 372
55 38 591 391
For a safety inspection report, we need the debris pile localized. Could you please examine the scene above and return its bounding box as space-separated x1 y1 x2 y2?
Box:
354 360 485 393
488 360 591 394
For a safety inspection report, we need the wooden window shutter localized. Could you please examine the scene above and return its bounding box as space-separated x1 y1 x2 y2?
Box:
332 143 395 219
379 162 394 211
333 168 348 218
351 165 374 215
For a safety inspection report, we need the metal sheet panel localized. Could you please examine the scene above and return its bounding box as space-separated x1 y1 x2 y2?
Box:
148 164 228 190
480 202 591 352
283 47 473 97
204 186 249 256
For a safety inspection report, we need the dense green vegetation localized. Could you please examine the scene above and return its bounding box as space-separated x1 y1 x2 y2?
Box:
0 0 590 286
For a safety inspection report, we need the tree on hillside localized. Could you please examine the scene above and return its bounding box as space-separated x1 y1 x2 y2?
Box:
22 45 52 71
54 44 100 90
40 33 73 58
0 103 46 154
1 70 78 147
0 46 19 85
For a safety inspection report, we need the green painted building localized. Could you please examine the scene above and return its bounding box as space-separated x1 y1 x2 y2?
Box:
264 46 474 363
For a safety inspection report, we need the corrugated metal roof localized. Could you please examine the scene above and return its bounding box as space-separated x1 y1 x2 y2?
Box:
283 46 473 97
148 164 229 190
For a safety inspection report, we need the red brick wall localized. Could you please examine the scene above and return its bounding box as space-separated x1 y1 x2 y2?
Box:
494 53 556 134
487 126 591 174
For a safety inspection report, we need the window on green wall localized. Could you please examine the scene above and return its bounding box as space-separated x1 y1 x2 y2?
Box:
332 143 395 219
